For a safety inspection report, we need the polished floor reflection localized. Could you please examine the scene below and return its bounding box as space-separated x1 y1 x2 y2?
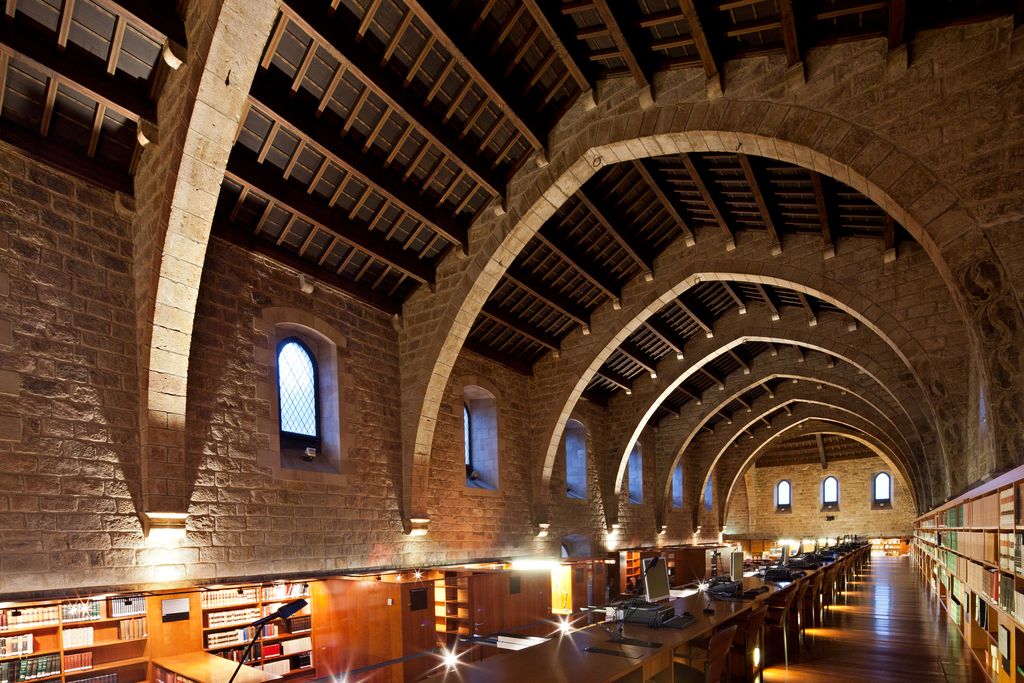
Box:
761 556 987 682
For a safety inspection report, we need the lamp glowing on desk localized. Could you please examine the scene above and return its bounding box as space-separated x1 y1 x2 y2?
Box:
227 598 307 683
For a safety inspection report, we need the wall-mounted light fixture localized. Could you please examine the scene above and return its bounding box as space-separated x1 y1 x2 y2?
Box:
536 523 550 538
407 518 430 537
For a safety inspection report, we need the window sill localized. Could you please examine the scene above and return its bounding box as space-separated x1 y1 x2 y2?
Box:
775 507 792 514
464 484 501 496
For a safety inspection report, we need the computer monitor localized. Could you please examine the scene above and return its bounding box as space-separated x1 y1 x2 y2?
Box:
642 557 671 603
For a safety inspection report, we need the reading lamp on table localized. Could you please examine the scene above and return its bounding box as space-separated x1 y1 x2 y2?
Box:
228 598 307 683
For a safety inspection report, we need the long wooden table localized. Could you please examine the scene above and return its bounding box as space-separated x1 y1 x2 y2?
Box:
420 546 871 683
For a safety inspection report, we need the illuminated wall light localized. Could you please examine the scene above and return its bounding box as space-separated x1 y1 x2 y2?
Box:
143 511 188 543
536 522 550 538
509 558 559 571
409 528 428 537
408 517 430 537
753 646 761 668
413 570 423 580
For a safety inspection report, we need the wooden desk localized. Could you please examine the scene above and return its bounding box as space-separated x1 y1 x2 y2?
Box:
154 652 280 683
419 574 796 683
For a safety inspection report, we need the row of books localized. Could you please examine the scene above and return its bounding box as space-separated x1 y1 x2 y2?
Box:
107 598 145 619
262 653 311 676
73 675 117 683
61 602 102 624
206 626 258 649
200 588 258 609
0 653 60 682
64 651 93 672
214 643 261 663
207 607 260 629
155 666 199 683
63 626 95 649
0 634 32 658
262 583 310 602
117 618 147 641
0 608 59 632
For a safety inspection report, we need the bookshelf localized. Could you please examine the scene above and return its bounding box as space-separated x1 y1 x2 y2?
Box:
913 463 1024 683
870 537 910 556
0 596 149 683
199 582 313 679
433 572 470 647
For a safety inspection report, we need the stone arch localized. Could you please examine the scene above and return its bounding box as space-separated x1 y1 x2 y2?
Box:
597 308 935 499
719 418 921 525
137 0 279 519
653 368 924 519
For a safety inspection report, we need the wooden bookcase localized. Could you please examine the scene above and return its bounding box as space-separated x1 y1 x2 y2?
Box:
433 571 471 648
199 581 314 679
0 595 149 683
913 463 1024 683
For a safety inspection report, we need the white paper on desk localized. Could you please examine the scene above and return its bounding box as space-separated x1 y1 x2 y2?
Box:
670 589 698 598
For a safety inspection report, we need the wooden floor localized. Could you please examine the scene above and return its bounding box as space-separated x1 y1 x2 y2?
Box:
761 555 989 683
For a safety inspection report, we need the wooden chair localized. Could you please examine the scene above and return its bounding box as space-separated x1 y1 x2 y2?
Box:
674 624 739 683
790 580 811 651
732 604 768 683
803 570 824 629
764 584 798 666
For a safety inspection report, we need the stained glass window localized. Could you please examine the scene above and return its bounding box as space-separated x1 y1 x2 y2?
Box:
278 338 318 438
874 472 892 502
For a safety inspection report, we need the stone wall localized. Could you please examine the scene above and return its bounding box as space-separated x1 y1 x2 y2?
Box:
725 455 915 539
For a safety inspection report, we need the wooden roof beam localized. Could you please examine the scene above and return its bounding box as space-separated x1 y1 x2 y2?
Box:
534 231 622 304
728 350 751 375
480 304 561 352
618 340 659 378
699 367 726 391
632 160 696 247
809 171 836 259
816 432 828 469
280 3 504 198
674 384 703 406
677 0 722 94
248 70 468 253
577 189 654 280
0 19 155 123
754 283 781 321
682 153 735 250
402 0 546 153
646 319 687 360
887 0 907 52
721 282 747 315
737 154 783 255
883 215 897 263
504 264 591 332
734 395 752 412
760 381 775 399
595 368 634 395
521 1 594 98
592 0 654 96
226 148 434 284
796 292 818 327
776 0 803 79
675 299 715 338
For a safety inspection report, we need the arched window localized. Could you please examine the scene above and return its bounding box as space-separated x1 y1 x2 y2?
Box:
565 420 587 499
776 480 791 512
463 385 498 489
873 472 892 506
703 477 713 511
671 464 684 509
627 444 643 504
278 338 319 443
822 475 839 509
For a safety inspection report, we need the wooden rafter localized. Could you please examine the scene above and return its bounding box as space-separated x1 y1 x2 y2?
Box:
754 283 780 321
463 339 534 375
401 0 545 151
700 366 725 389
280 3 504 198
90 0 187 48
737 154 782 253
226 148 434 284
522 0 593 95
248 71 468 252
480 304 560 351
797 292 818 327
721 282 746 314
632 159 695 247
760 381 775 399
810 171 835 257
682 154 734 249
675 384 702 405
674 299 714 338
776 0 802 67
816 433 828 469
887 0 907 52
728 350 750 374
596 367 633 394
677 0 720 85
0 19 155 122
577 189 653 277
883 215 897 262
646 318 686 358
591 0 652 88
534 230 621 301
618 341 658 376
504 264 591 329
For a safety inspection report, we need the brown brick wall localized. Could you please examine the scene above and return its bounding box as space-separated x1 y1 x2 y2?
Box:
726 456 915 539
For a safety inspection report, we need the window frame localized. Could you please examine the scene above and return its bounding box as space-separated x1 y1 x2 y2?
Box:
464 402 474 477
564 419 587 500
627 445 643 505
276 336 321 450
821 475 839 510
775 479 792 512
873 472 893 509
671 463 684 509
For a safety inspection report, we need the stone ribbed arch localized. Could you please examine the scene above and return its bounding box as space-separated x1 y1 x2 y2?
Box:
719 418 922 525
600 306 934 499
399 54 1024 525
598 309 938 500
651 362 925 519
695 389 916 506
134 0 278 517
